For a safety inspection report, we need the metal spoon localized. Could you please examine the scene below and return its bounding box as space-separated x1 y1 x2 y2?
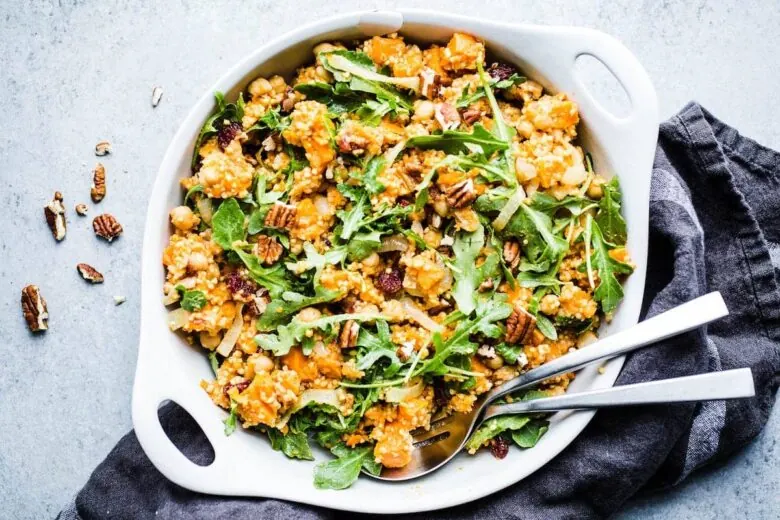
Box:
372 291 729 481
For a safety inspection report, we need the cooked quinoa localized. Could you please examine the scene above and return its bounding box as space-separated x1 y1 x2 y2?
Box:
164 32 633 489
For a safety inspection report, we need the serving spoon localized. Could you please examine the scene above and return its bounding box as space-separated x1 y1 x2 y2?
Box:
371 291 730 481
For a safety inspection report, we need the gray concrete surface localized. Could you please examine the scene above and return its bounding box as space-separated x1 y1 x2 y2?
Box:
0 1 778 518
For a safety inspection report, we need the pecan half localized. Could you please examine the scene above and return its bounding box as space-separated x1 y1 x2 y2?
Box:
44 191 67 241
445 179 476 209
93 213 123 242
264 202 297 229
95 140 111 156
419 67 441 99
21 285 48 332
75 203 88 216
76 263 104 283
505 305 536 344
253 235 283 265
503 240 521 270
461 107 482 125
434 102 460 131
339 320 359 349
90 163 106 202
151 86 164 107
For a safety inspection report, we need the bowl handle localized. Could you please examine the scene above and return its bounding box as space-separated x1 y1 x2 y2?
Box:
557 28 659 142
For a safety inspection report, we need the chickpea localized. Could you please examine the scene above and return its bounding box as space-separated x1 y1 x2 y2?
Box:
314 65 331 82
515 158 538 183
199 332 221 349
248 77 272 97
269 75 287 93
187 252 209 272
313 42 339 56
587 177 605 200
485 354 505 370
414 100 435 120
297 307 322 323
169 205 199 231
253 354 275 373
516 119 534 138
201 167 221 186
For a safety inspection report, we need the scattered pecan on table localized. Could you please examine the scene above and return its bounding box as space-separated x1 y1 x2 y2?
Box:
44 191 67 241
76 263 104 284
93 213 123 242
21 285 48 332
90 163 106 203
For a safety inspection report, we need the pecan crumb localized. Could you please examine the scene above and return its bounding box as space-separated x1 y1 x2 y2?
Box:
264 202 297 229
95 140 111 156
505 305 536 344
461 108 482 125
445 179 476 209
503 240 521 270
93 213 123 242
253 235 283 265
339 320 359 349
76 263 104 284
90 163 106 203
151 86 163 108
75 203 88 216
44 191 67 241
21 285 48 332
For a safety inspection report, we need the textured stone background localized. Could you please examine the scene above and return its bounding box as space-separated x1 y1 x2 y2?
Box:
1 1 778 518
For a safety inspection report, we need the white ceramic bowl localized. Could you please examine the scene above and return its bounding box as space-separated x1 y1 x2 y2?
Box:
133 9 657 514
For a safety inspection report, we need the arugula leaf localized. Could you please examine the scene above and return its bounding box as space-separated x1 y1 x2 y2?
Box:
267 429 314 460
294 82 364 115
504 202 569 272
208 351 219 376
449 223 485 315
589 220 633 314
594 177 627 245
313 444 376 490
175 285 208 312
256 313 379 357
224 400 238 436
494 342 524 365
234 249 292 298
211 198 246 250
415 297 512 377
347 229 385 261
356 99 393 126
535 314 558 340
191 92 245 170
356 320 402 377
286 242 347 283
356 156 386 194
183 184 204 205
337 192 368 240
406 124 509 156
455 74 527 108
256 288 342 332
465 415 530 451
511 419 549 448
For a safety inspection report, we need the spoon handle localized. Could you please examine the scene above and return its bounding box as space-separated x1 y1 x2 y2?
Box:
483 368 754 418
485 292 728 404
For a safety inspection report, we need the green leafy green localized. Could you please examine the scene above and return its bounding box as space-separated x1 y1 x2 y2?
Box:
406 124 509 156
356 156 386 194
191 92 245 169
346 229 385 261
504 202 569 273
256 288 343 332
256 313 379 357
337 192 368 240
175 285 208 312
356 320 402 377
208 351 219 376
495 342 524 365
313 444 378 490
465 415 531 451
211 198 246 250
234 249 292 298
224 400 238 436
285 242 347 282
589 220 633 314
267 429 314 460
321 51 414 111
594 177 627 245
356 99 393 126
511 419 549 448
455 74 527 108
449 223 485 315
535 313 558 340
183 184 204 205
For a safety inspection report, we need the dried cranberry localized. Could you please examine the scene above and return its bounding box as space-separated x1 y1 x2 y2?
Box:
433 380 449 409
217 121 243 149
397 197 412 207
377 268 403 296
224 380 250 397
490 436 510 459
226 270 259 302
488 62 516 82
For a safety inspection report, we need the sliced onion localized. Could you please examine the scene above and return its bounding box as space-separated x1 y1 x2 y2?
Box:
167 308 191 331
492 187 526 231
216 303 244 356
314 195 330 216
196 197 213 225
384 379 424 403
378 234 409 253
411 220 424 236
327 55 421 92
384 140 407 165
276 389 342 429
401 298 443 333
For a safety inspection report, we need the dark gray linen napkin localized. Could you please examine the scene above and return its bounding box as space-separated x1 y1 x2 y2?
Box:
58 102 780 520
